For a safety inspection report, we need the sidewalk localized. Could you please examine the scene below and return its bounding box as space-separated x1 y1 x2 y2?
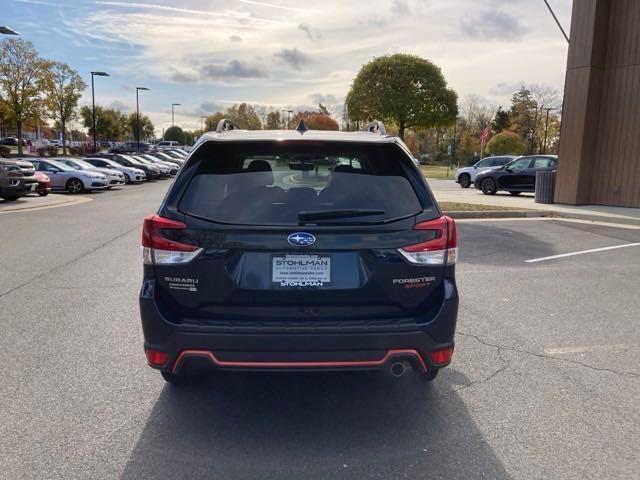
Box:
0 194 91 214
428 179 640 223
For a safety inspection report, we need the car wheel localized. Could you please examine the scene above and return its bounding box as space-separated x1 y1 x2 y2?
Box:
38 191 49 197
422 368 439 382
0 195 20 202
509 191 521 196
459 174 471 188
480 177 497 195
66 178 85 194
123 173 131 184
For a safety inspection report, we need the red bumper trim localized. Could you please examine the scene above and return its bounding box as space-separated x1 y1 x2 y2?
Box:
171 349 427 374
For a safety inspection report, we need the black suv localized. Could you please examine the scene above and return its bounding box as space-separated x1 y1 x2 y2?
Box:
475 155 558 195
140 121 459 384
90 153 162 179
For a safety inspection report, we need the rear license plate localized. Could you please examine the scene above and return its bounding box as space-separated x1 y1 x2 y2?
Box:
272 254 331 287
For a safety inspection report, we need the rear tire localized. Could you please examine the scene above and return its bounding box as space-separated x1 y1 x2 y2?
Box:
458 174 471 188
161 371 189 385
66 178 84 194
0 195 19 201
123 173 131 184
38 191 49 197
509 191 521 196
480 177 497 195
422 369 439 382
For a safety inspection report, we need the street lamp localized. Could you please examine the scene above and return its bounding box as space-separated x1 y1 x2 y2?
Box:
171 103 181 128
136 87 150 152
90 71 110 153
0 26 19 35
281 109 293 129
200 115 208 132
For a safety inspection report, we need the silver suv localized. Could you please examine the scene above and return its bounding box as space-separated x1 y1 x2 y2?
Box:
455 156 516 188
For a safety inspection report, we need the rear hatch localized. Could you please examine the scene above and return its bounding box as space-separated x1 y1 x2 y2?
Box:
146 140 452 325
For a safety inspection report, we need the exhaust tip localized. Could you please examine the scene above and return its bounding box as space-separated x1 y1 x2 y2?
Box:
390 361 407 377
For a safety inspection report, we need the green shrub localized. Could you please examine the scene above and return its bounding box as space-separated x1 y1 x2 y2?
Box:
485 131 526 155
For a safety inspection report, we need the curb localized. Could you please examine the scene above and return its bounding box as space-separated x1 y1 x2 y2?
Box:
0 195 92 214
444 209 640 226
444 210 552 219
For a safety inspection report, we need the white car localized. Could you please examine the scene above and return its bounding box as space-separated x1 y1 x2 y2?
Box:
30 158 109 193
83 157 147 184
454 156 516 188
55 158 126 188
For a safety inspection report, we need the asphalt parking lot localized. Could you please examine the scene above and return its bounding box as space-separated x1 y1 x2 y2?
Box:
1 181 639 479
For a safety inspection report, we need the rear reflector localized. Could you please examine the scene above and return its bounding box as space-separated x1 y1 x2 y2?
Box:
142 214 202 265
398 216 457 265
426 346 454 366
145 348 169 367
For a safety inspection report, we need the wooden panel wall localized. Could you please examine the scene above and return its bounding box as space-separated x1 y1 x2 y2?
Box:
556 0 640 207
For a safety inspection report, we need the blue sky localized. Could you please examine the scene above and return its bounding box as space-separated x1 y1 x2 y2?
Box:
4 0 572 135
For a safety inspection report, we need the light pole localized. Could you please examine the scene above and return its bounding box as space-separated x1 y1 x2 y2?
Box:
281 109 293 129
90 71 109 153
542 107 553 154
200 115 207 132
136 87 149 152
171 103 181 128
0 26 19 35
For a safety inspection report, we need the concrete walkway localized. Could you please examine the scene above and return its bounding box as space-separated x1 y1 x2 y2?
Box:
427 179 640 222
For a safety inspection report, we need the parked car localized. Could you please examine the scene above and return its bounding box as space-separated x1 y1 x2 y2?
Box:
109 142 152 154
55 158 126 188
0 158 38 201
147 150 184 166
455 155 516 188
140 121 458 385
130 155 173 176
47 139 63 147
30 158 109 193
163 149 187 159
83 157 146 184
135 154 180 175
92 153 162 180
474 155 558 195
1 137 27 146
34 171 51 196
154 140 180 149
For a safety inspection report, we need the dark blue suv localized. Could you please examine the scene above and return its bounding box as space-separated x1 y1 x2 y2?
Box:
140 121 459 384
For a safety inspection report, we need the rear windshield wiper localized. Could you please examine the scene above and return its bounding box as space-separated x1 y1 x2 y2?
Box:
298 209 385 222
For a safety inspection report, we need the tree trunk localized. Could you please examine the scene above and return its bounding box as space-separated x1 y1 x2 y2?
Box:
17 120 23 156
398 120 405 141
61 119 67 156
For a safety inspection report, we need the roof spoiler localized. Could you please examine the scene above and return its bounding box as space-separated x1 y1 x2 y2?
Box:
216 119 240 133
363 121 386 135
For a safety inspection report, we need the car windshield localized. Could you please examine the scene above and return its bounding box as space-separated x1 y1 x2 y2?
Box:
120 155 143 165
72 159 95 169
178 141 426 226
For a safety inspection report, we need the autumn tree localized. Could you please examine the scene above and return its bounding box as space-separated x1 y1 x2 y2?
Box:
266 110 282 129
42 61 86 155
225 103 262 130
80 105 128 141
491 106 510 133
293 111 339 130
127 112 154 140
204 112 226 132
346 54 457 140
485 131 526 155
0 38 50 154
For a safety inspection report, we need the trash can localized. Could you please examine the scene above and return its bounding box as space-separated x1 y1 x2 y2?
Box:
535 170 556 204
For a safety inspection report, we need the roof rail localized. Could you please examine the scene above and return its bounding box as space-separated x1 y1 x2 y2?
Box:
363 120 386 135
216 119 240 133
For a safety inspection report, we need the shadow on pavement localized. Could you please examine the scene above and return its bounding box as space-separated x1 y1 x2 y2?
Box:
121 370 511 480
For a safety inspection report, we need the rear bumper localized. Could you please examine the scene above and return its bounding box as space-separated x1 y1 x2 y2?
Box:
139 278 458 374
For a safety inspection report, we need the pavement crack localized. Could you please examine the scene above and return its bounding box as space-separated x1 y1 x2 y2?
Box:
0 225 139 300
456 331 640 379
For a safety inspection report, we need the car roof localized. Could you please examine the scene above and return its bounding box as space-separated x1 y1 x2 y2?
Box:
198 129 399 144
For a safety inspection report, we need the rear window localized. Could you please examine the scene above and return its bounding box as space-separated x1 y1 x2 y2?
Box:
177 141 427 226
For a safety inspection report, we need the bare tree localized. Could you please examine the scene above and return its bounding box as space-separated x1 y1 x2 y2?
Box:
0 38 49 155
42 62 86 155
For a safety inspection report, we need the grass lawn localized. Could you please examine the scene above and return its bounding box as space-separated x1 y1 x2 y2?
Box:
438 202 521 211
420 165 455 180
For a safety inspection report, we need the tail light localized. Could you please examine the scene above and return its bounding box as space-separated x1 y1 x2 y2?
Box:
142 214 201 265
145 348 169 367
427 346 454 366
398 216 457 265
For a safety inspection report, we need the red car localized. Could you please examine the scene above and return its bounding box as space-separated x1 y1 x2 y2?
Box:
34 171 51 196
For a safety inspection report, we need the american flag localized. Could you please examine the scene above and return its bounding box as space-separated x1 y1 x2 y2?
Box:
480 126 490 144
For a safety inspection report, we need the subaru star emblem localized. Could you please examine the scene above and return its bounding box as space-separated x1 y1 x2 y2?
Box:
287 232 316 247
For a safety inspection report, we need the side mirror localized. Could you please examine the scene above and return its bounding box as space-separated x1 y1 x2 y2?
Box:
505 167 513 173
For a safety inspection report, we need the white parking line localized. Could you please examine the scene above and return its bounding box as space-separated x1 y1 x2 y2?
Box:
544 344 638 355
525 243 640 263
